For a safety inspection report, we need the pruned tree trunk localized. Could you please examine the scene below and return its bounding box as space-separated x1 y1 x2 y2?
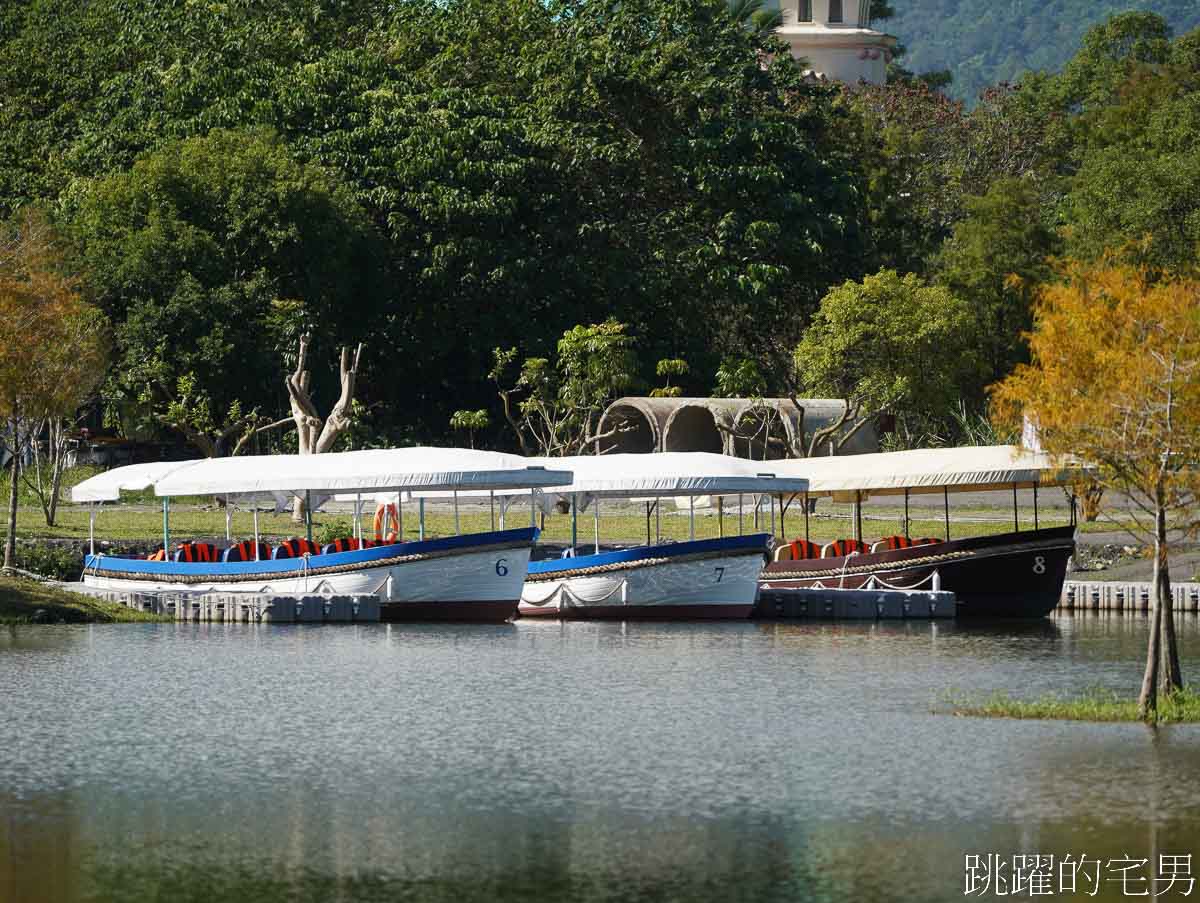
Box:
286 334 364 522
3 415 21 571
1157 505 1183 697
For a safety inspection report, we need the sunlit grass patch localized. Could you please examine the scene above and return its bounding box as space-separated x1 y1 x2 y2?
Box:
947 687 1200 723
0 577 167 624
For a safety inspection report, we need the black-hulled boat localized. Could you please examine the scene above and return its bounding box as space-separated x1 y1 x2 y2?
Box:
758 524 1075 618
753 445 1090 619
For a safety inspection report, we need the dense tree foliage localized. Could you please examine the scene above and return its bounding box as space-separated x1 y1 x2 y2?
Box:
886 0 1200 103
1 1 1199 453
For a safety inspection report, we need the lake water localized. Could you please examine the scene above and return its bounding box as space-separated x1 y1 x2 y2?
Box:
2 615 1198 902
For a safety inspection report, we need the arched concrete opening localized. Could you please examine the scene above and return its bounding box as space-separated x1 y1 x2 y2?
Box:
597 396 881 456
662 403 725 454
730 404 793 460
595 401 659 454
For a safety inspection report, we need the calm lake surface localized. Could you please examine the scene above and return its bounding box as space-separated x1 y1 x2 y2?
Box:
2 615 1198 903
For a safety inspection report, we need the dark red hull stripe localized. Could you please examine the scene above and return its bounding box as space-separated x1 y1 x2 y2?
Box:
518 604 753 620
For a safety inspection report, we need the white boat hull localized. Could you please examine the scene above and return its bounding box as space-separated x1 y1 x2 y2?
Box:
81 529 536 622
518 537 767 619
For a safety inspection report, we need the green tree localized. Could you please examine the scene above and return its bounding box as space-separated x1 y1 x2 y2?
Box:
650 360 690 398
449 410 490 449
794 269 978 453
936 177 1061 392
493 320 639 456
66 129 384 455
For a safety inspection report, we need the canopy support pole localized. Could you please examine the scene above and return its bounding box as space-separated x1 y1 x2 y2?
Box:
769 495 776 539
162 498 170 556
777 495 783 541
418 498 425 541
490 491 495 532
718 496 724 538
253 504 260 560
88 503 95 557
453 490 460 536
593 497 601 554
225 504 232 542
854 491 862 542
530 493 536 529
645 501 651 546
397 492 403 542
1013 483 1019 533
804 492 810 542
354 494 362 543
1070 493 1077 527
304 491 313 543
943 487 950 541
689 495 695 541
903 488 910 538
738 494 744 536
655 496 661 543
572 494 578 553
1033 484 1039 530
499 497 506 530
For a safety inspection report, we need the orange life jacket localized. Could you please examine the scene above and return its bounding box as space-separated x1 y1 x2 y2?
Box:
879 535 913 550
789 539 821 560
826 539 867 558
323 537 363 555
274 537 320 559
174 542 217 563
225 541 271 562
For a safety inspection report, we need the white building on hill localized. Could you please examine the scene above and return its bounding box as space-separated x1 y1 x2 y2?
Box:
774 0 897 85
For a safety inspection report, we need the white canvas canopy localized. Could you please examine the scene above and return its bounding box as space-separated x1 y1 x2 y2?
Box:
71 448 572 503
770 445 1091 499
71 459 204 503
428 452 809 500
150 447 573 498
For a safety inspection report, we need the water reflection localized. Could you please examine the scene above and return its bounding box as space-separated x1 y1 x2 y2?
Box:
1 617 1197 902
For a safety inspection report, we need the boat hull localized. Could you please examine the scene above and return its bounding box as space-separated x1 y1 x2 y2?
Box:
518 535 768 620
82 529 536 622
758 526 1075 619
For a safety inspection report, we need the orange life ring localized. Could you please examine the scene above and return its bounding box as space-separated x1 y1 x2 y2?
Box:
374 503 399 543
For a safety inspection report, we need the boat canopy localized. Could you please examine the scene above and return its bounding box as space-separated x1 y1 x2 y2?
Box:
426 452 809 499
770 445 1091 499
71 459 204 502
72 448 572 501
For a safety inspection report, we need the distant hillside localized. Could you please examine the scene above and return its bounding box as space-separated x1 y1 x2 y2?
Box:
886 1 1200 102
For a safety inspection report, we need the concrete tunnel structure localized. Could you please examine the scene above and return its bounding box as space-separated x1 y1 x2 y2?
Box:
595 397 880 458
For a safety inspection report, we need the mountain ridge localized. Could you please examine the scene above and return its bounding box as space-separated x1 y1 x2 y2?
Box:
886 1 1200 101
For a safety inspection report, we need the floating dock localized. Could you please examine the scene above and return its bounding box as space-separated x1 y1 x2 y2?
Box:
755 587 956 619
1058 581 1200 613
68 585 381 623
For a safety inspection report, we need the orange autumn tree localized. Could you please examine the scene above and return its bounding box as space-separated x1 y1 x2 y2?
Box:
0 210 108 571
992 261 1200 719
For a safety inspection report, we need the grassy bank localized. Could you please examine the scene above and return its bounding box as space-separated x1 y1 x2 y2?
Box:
950 688 1200 723
0 577 166 624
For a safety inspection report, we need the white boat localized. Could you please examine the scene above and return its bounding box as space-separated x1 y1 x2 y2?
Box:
469 453 808 620
71 448 572 622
